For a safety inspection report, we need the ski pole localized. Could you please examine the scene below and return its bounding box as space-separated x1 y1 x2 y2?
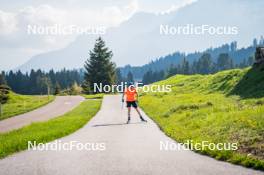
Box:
121 98 124 109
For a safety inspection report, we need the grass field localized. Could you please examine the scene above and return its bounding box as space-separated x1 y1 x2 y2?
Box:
0 92 54 121
140 66 264 170
82 93 104 99
0 99 102 159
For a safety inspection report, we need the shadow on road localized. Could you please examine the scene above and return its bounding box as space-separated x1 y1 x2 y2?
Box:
92 122 144 127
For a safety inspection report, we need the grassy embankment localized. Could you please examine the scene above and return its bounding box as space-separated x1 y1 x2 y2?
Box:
82 93 104 99
0 98 102 159
140 66 264 170
0 92 55 121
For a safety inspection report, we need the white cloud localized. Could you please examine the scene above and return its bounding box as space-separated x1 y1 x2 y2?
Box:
17 5 66 26
0 1 139 46
100 0 139 26
0 1 141 70
160 0 197 14
124 0 139 19
0 10 17 35
0 0 143 52
0 0 197 70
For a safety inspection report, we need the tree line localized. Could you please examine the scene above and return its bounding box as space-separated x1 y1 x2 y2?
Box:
0 37 120 95
0 69 83 95
120 37 264 80
0 37 258 94
142 52 254 84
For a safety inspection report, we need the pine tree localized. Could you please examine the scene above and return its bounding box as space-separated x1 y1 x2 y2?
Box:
253 38 258 47
197 53 213 74
115 68 123 84
230 41 237 52
126 71 134 83
191 60 198 74
142 70 152 84
166 64 177 78
0 84 10 116
54 82 61 95
182 57 189 74
217 53 232 70
81 81 91 94
247 56 254 66
0 71 6 85
83 37 116 94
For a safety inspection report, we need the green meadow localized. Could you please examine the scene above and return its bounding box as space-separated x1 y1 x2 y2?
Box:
140 66 264 170
0 99 101 158
82 93 104 99
0 92 54 121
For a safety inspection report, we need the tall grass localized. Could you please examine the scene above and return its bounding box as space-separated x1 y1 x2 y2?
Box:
140 67 264 170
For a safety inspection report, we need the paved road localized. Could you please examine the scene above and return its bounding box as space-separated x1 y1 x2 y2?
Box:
0 95 263 175
0 96 85 133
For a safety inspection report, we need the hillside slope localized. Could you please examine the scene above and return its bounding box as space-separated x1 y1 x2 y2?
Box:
140 66 264 170
1 92 54 121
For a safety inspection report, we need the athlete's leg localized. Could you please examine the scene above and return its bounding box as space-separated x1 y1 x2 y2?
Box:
133 102 147 122
127 107 131 123
128 107 131 116
135 107 142 116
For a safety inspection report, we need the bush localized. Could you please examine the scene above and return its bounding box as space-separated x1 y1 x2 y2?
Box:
0 85 10 104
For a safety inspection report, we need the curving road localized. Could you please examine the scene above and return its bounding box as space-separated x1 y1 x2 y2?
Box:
0 95 263 175
0 96 85 133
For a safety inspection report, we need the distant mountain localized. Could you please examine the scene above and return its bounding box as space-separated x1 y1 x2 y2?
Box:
17 0 264 72
17 12 171 72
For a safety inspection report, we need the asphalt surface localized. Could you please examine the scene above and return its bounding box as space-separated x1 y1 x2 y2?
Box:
0 95 263 175
0 96 85 133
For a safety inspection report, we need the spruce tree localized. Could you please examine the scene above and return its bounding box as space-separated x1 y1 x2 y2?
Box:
54 82 61 95
115 68 123 84
182 57 189 74
0 85 10 116
166 64 177 78
126 71 134 83
0 71 6 85
217 53 232 70
83 37 116 94
197 53 213 74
